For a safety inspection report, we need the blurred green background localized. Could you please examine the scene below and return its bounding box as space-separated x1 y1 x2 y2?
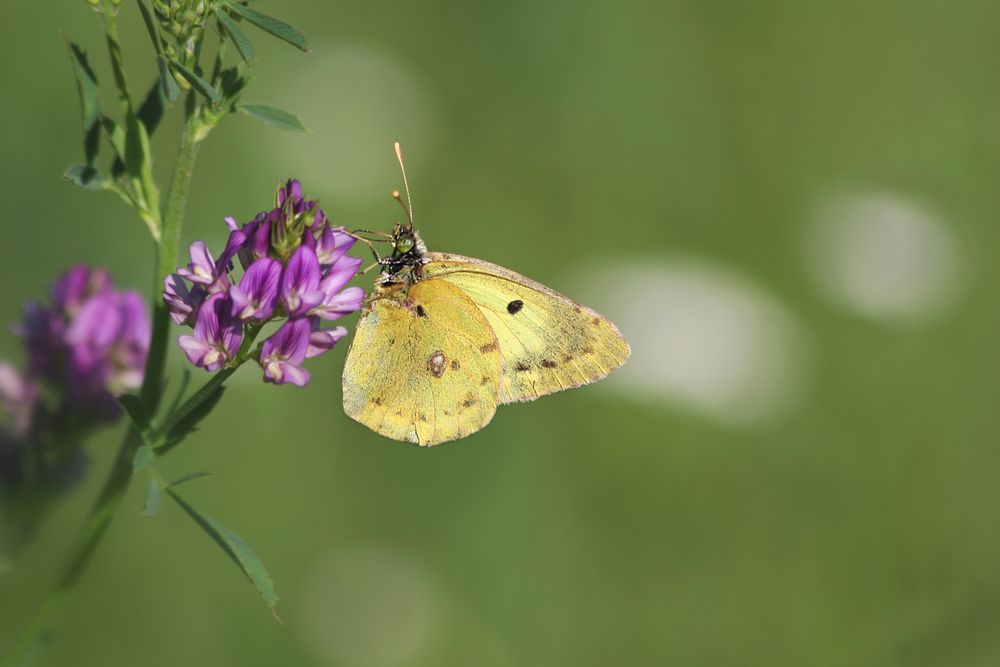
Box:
2 1 1000 665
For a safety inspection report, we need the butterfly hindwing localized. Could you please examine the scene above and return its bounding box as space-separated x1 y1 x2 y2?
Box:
422 253 631 404
342 278 502 445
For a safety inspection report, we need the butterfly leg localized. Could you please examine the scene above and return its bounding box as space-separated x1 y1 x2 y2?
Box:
358 260 383 276
343 229 390 264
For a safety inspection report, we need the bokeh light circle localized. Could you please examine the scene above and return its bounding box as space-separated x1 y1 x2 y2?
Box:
805 192 965 322
577 258 810 425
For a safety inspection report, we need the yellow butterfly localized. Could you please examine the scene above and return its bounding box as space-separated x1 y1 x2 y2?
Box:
341 145 630 445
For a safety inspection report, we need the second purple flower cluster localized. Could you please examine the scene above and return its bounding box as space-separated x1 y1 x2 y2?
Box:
1 266 149 493
163 180 365 386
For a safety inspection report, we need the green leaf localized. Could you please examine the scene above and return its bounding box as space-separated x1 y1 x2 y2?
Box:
169 471 218 487
137 0 165 56
222 1 308 51
157 384 226 454
101 117 127 170
215 8 254 62
65 38 102 166
136 0 180 101
118 394 151 436
164 368 192 419
64 164 107 191
137 77 169 136
123 114 152 187
219 66 251 101
170 60 221 104
237 104 309 133
133 444 156 473
143 479 161 517
136 64 173 126
166 489 279 611
157 56 181 102
110 80 168 177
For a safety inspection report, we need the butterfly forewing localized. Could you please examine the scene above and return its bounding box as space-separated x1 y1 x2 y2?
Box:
422 253 631 404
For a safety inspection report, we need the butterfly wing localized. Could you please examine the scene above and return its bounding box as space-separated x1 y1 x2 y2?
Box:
342 278 503 446
422 253 631 404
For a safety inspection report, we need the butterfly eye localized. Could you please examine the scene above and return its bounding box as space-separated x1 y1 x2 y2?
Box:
396 237 415 254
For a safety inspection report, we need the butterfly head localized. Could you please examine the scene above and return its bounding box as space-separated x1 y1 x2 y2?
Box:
376 222 426 284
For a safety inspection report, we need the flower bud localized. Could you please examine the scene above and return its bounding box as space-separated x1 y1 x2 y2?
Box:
154 0 211 44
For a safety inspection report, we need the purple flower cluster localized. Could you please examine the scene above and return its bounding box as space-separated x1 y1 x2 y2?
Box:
163 180 364 386
0 266 149 492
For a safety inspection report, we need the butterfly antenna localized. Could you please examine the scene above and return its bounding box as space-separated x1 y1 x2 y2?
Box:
393 141 414 230
343 229 386 263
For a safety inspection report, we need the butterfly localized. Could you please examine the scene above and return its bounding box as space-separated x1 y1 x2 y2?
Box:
341 145 630 445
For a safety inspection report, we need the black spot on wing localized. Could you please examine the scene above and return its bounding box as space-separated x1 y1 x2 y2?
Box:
506 299 524 314
416 304 427 317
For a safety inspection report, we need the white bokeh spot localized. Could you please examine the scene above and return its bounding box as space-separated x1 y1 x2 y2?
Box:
806 192 965 321
265 42 436 199
577 259 810 425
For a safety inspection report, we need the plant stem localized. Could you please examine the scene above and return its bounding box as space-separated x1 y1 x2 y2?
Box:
155 328 262 455
155 366 235 450
62 101 205 582
142 102 203 413
0 96 206 667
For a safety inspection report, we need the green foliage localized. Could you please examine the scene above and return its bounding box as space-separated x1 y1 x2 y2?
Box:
64 164 107 191
169 61 220 104
64 39 101 166
165 490 279 612
163 369 192 418
168 471 217 487
214 8 254 62
237 103 308 132
132 445 156 473
155 384 227 454
142 479 161 517
221 1 307 52
118 394 151 437
136 0 180 101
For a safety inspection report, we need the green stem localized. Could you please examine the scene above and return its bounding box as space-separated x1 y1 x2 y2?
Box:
0 432 138 667
142 102 203 412
155 326 262 457
0 590 67 666
1 330 259 663
0 98 206 667
155 366 236 451
64 103 205 578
